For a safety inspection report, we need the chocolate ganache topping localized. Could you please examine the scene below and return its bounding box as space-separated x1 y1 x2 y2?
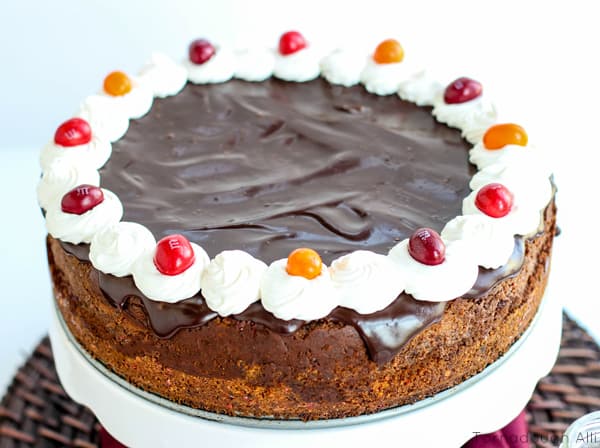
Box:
101 79 474 263
60 78 529 364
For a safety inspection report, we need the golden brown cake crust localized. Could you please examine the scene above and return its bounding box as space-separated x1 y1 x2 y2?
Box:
48 203 555 420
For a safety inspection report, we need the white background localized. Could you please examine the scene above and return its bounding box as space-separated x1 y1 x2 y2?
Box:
1 0 599 396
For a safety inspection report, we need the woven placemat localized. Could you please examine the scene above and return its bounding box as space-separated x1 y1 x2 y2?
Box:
0 341 99 448
0 314 598 448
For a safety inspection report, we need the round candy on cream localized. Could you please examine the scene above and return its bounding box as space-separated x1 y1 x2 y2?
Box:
234 48 276 82
76 95 130 143
330 251 405 314
37 158 100 210
45 189 123 245
201 251 267 316
132 243 209 303
359 38 416 96
138 53 188 98
260 259 338 321
433 97 497 145
462 186 543 237
185 47 236 84
432 77 497 144
100 78 154 120
388 240 478 302
470 163 553 212
442 215 515 269
90 222 156 277
360 59 420 96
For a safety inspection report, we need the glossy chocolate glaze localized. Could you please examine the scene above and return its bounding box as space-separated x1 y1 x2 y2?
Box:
100 79 474 264
60 242 90 261
330 296 446 364
464 237 524 298
96 271 217 338
58 78 535 364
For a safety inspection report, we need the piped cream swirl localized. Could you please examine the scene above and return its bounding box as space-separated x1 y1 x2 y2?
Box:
76 95 130 143
45 189 123 245
234 48 275 82
132 243 210 303
397 70 443 106
202 251 267 316
138 53 187 98
433 96 497 144
90 222 156 277
40 137 111 171
37 158 100 210
388 240 478 302
469 141 551 176
320 49 367 87
260 260 337 320
185 48 236 84
360 59 420 96
100 80 154 120
273 47 321 82
442 215 515 269
330 251 405 314
462 185 544 237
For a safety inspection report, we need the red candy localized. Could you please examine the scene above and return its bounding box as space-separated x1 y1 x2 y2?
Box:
278 31 307 56
189 39 216 65
154 234 196 276
443 77 482 104
54 118 92 147
475 183 514 218
61 185 104 215
408 228 446 266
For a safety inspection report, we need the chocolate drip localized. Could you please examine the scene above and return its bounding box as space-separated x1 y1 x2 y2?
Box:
94 266 446 364
60 242 90 261
464 237 525 299
330 296 446 364
81 233 528 363
97 272 217 338
234 302 304 334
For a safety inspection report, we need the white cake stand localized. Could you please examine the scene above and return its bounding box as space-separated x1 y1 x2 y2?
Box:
49 281 562 448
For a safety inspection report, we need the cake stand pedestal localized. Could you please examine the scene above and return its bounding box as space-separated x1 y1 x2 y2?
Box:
49 285 563 448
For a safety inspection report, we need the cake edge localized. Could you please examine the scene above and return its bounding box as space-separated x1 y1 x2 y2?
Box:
47 201 556 420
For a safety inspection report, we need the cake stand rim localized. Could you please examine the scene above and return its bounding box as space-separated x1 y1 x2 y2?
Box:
49 281 562 447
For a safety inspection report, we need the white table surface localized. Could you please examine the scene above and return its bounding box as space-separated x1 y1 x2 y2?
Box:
1 0 600 399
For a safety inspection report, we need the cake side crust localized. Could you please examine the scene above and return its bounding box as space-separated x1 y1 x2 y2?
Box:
48 202 556 420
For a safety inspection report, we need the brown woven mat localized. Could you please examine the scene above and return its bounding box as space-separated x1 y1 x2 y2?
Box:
0 341 99 448
0 314 598 448
527 314 600 447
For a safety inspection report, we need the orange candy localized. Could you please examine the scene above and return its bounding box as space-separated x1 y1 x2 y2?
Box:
483 123 528 150
103 71 132 97
286 248 322 280
373 39 404 64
